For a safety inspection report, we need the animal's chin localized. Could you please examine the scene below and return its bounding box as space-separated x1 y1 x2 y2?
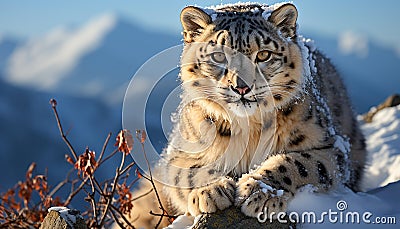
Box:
227 100 258 117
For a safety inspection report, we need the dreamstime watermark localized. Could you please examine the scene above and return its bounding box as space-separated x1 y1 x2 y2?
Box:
257 200 397 225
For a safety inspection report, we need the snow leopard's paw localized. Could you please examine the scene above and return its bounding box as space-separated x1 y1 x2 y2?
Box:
236 175 288 218
187 177 236 216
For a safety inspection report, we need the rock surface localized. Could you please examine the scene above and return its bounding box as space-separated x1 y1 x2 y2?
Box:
363 94 400 123
40 208 87 229
191 207 296 229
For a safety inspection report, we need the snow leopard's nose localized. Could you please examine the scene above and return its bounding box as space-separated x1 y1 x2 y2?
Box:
232 85 250 95
232 77 251 95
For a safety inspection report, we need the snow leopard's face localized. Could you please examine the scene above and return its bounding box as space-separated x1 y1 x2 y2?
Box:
180 4 303 118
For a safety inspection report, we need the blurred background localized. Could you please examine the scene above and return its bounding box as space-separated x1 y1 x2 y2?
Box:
0 0 399 193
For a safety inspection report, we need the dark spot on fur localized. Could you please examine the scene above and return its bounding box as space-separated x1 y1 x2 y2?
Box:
175 170 181 185
283 56 288 63
283 177 292 186
285 73 290 77
177 190 185 200
317 161 329 184
281 104 294 116
268 174 275 180
294 160 308 177
273 94 282 100
272 180 281 186
193 198 196 204
208 169 216 175
264 169 272 174
279 202 283 207
216 187 224 196
272 203 276 208
254 207 260 213
286 80 296 86
281 46 285 52
192 81 200 87
263 119 272 130
273 41 278 49
289 62 295 69
278 165 287 173
289 134 306 146
300 152 311 159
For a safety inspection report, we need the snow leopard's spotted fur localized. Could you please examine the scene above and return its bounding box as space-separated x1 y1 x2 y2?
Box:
121 3 366 228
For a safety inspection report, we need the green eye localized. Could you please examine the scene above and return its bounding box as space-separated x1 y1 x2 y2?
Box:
211 52 227 63
256 50 272 62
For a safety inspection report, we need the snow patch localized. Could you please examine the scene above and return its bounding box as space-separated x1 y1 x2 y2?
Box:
164 214 195 229
289 184 399 228
361 105 400 190
48 206 83 228
258 180 284 197
201 2 291 21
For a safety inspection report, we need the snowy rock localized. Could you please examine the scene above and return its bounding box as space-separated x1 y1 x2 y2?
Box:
40 207 86 229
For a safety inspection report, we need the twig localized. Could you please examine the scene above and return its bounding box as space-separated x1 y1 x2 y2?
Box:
49 98 78 161
137 132 172 228
109 205 135 228
88 176 98 226
64 177 89 206
120 162 135 176
99 146 129 226
149 211 178 219
131 188 154 202
98 132 112 163
48 169 74 197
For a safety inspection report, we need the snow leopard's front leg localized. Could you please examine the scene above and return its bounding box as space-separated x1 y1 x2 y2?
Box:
161 156 236 217
236 148 343 217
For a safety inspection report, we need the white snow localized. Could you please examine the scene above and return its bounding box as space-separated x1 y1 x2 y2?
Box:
5 13 116 89
164 215 195 229
202 1 291 21
48 206 83 227
361 105 400 190
258 180 284 197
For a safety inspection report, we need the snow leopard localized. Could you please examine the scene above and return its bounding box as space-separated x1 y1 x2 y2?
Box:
121 2 366 228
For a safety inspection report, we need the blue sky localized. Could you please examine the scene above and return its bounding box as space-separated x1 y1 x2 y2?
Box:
1 0 400 51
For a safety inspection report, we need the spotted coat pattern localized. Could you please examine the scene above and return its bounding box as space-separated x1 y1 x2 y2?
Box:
121 3 366 228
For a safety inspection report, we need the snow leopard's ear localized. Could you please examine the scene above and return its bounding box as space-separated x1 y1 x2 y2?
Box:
268 3 298 39
181 6 212 43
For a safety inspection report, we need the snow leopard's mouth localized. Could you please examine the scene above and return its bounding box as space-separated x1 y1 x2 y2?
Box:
239 97 257 105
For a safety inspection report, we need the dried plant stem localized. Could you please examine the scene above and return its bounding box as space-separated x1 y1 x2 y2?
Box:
50 99 78 161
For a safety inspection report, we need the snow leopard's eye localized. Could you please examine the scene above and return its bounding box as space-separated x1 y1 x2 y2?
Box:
256 50 272 62
210 52 227 64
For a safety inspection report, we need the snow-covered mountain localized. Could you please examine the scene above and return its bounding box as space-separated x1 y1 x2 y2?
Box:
2 14 180 105
0 36 20 72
